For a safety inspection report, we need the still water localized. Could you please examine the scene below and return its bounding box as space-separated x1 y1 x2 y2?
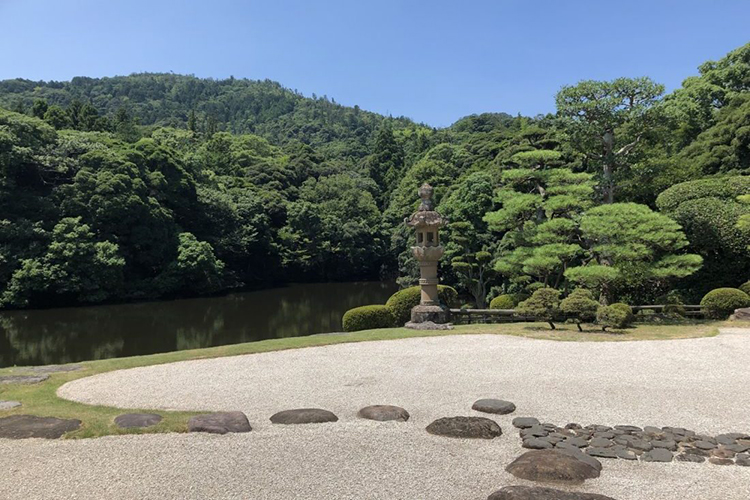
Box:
0 281 398 368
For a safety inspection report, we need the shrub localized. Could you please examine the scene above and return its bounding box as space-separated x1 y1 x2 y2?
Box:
516 288 561 330
700 288 750 319
596 305 630 331
385 285 458 325
560 289 599 331
609 303 634 325
342 305 395 332
489 294 517 310
739 281 750 296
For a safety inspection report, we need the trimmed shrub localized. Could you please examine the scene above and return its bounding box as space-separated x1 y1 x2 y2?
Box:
385 285 458 325
739 281 750 296
560 289 599 331
516 288 561 330
609 303 634 325
342 305 395 332
700 288 750 319
489 294 517 310
596 305 630 331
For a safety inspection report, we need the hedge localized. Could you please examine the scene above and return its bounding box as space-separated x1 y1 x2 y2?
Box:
700 288 750 319
342 305 396 332
739 281 750 296
609 303 634 325
385 285 458 326
489 294 517 310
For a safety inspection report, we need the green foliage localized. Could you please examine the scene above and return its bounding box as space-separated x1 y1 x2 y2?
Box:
489 294 517 310
560 288 599 330
341 305 396 332
565 203 702 303
2 217 124 307
385 285 458 326
700 288 750 319
739 281 750 296
609 303 634 324
596 304 630 331
516 288 561 329
158 232 225 295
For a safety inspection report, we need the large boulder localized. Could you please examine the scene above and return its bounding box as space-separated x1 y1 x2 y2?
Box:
730 307 750 321
270 408 338 425
358 405 409 422
188 411 251 434
0 415 80 439
505 450 601 484
426 416 502 439
488 486 616 500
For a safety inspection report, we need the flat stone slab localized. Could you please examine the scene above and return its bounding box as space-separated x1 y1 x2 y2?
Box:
188 411 251 434
114 413 163 429
642 448 673 462
358 405 409 422
0 415 80 439
505 450 601 484
28 364 83 374
513 417 541 429
488 485 617 500
270 408 338 425
426 416 502 439
0 374 49 385
0 401 22 411
472 399 516 415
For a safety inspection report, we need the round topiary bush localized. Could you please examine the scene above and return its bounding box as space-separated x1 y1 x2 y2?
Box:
609 302 634 325
596 305 630 331
342 305 396 332
560 288 599 331
739 281 750 296
385 285 458 325
700 288 750 319
489 294 517 310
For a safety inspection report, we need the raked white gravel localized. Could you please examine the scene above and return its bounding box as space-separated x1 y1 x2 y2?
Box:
1 328 749 499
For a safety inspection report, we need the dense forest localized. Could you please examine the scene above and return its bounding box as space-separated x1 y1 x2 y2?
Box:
1 42 749 310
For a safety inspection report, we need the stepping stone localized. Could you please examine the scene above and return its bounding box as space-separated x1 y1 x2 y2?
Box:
652 439 678 451
616 449 637 460
188 411 251 434
29 364 83 374
426 416 502 439
736 454 750 466
505 450 601 484
0 374 49 385
270 408 338 425
0 401 21 411
723 443 749 453
358 405 409 422
693 440 717 450
676 453 705 463
562 437 589 448
587 447 618 459
523 438 553 449
0 415 80 439
472 399 516 415
488 485 616 500
590 437 613 448
708 457 734 466
614 425 641 433
512 417 540 429
642 448 673 462
114 413 162 429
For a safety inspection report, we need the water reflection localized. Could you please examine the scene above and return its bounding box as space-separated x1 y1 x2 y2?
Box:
0 282 398 367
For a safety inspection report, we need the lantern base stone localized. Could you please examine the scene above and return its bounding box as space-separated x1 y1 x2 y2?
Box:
407 304 451 327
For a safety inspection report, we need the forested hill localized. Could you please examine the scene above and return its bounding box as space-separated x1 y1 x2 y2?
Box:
0 73 417 157
1 43 749 310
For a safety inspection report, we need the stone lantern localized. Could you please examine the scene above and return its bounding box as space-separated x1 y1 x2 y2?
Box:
404 183 451 327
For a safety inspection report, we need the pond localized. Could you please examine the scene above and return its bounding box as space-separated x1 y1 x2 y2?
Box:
0 281 399 368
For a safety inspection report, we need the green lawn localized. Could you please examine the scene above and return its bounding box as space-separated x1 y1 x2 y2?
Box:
0 320 733 439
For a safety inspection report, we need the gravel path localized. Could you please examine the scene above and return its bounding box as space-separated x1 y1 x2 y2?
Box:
1 328 748 499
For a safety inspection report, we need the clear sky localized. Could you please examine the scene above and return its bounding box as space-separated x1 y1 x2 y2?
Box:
1 0 748 126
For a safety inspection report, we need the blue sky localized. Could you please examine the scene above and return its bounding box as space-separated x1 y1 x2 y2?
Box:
1 0 748 126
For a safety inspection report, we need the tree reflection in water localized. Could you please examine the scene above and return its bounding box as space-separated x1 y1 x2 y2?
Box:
0 282 398 367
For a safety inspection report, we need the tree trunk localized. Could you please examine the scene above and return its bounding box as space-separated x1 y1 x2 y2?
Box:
548 321 556 330
576 322 583 332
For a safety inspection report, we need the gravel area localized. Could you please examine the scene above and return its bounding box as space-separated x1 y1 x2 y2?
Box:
0 328 747 499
